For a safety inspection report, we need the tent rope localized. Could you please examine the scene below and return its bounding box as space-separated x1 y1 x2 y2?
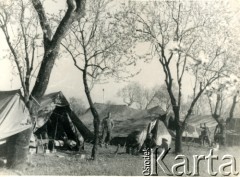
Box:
30 94 40 106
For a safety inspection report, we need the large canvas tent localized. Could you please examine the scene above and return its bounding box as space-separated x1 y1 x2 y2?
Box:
81 103 171 147
81 103 149 137
147 106 166 116
125 117 172 154
0 90 32 140
0 90 32 168
34 92 93 148
181 115 218 140
137 118 172 149
182 123 200 139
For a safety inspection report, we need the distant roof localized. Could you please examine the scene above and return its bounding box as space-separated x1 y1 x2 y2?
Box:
186 115 218 128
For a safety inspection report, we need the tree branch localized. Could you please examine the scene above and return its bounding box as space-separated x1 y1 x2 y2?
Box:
61 43 84 72
31 0 52 45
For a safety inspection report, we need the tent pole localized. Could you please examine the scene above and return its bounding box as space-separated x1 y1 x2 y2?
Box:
53 117 59 151
40 134 45 152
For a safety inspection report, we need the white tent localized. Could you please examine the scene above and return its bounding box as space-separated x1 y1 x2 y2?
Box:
131 118 172 149
0 90 32 168
0 90 32 140
146 119 172 147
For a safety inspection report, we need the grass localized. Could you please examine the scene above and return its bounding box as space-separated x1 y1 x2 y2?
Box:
1 142 240 176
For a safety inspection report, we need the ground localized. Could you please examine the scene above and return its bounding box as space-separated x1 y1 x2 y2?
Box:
0 141 240 176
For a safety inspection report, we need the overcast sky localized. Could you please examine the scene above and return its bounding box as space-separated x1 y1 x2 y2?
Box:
0 0 239 107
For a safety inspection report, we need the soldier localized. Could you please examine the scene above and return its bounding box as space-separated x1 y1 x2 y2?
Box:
199 123 211 146
214 119 226 146
101 112 114 148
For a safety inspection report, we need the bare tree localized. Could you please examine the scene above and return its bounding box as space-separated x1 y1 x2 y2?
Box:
30 0 86 102
117 82 178 110
69 97 87 116
142 87 158 110
206 73 240 131
131 1 235 153
0 0 86 168
0 0 86 108
200 18 240 138
0 1 40 105
117 82 142 107
228 91 239 120
62 0 136 159
154 84 178 113
117 83 157 110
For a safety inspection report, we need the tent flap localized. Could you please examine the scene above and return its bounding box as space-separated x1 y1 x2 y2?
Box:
0 91 32 139
34 92 94 142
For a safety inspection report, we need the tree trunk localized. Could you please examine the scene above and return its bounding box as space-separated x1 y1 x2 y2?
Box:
175 127 183 154
173 92 202 154
212 114 226 146
173 106 182 154
3 0 86 170
31 47 59 101
31 0 86 101
229 93 238 121
83 70 100 160
91 110 100 159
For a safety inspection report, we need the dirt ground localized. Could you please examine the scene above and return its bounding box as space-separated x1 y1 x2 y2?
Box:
0 141 240 176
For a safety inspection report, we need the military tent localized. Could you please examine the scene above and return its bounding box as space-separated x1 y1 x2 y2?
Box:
81 103 171 147
147 106 166 116
181 123 201 143
181 115 218 140
0 90 32 168
81 103 149 137
34 92 93 149
146 118 172 147
126 117 172 151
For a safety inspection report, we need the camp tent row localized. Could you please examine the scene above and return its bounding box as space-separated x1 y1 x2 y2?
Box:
0 90 93 167
80 103 172 148
0 90 239 167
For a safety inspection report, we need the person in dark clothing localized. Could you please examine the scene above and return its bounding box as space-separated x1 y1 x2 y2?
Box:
199 123 211 146
214 119 226 146
101 112 114 148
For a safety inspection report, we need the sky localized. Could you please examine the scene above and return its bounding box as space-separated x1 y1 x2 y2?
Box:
0 0 239 108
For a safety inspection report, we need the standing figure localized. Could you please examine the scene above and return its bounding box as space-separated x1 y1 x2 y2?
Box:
214 119 226 146
101 112 114 148
199 123 211 146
